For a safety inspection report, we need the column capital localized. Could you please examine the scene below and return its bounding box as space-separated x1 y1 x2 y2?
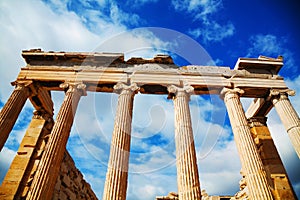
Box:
220 87 244 100
269 89 295 103
248 116 268 127
11 80 33 87
60 82 87 96
32 109 53 121
167 84 194 99
11 80 32 94
113 82 139 94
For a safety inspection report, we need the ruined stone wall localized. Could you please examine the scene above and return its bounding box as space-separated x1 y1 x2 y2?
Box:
52 151 98 200
0 114 98 200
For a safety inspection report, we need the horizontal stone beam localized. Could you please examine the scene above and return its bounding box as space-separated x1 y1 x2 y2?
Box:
245 98 273 119
16 66 287 97
29 86 54 116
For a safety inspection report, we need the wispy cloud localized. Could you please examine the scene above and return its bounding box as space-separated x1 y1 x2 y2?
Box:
172 0 222 19
189 21 235 43
110 3 140 26
172 0 235 43
247 34 295 72
124 0 159 9
46 0 142 32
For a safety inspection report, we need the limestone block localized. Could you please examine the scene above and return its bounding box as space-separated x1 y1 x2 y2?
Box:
60 163 68 174
62 175 71 188
9 156 30 170
58 191 67 200
2 169 24 182
0 181 19 195
19 136 39 149
64 187 76 200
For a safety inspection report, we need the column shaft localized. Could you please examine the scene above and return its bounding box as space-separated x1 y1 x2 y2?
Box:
271 90 300 158
0 84 29 151
168 85 201 200
103 83 138 200
26 83 85 200
222 88 273 200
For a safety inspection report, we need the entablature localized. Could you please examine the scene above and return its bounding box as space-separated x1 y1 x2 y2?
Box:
17 49 288 98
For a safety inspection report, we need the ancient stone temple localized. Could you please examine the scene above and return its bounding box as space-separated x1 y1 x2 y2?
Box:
0 49 299 200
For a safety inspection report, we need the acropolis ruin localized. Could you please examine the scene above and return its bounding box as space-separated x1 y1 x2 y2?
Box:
0 49 299 199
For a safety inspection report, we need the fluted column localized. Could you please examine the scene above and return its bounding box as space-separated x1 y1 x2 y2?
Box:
26 82 86 200
221 88 273 200
168 84 201 200
103 82 139 200
0 82 30 151
270 89 300 158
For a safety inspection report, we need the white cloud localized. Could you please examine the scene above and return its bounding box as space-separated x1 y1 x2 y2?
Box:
126 0 158 8
247 34 281 56
0 0 101 101
199 139 241 195
247 34 295 70
93 28 173 60
84 173 105 197
189 21 235 42
172 0 222 18
128 173 177 199
110 3 140 26
171 0 235 42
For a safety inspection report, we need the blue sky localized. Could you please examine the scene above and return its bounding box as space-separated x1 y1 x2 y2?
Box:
0 0 300 199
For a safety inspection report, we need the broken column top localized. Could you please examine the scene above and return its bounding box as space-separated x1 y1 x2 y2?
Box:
22 49 174 66
234 55 283 75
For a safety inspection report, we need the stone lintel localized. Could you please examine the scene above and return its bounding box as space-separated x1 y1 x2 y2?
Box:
22 49 124 67
245 98 273 119
234 55 283 74
17 50 289 98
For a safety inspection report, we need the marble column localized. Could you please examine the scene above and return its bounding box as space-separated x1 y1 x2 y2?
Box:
26 82 86 200
168 84 201 200
270 89 300 158
221 88 273 200
103 82 139 200
0 83 30 151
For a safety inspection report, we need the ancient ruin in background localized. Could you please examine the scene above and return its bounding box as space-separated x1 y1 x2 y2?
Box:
0 49 299 199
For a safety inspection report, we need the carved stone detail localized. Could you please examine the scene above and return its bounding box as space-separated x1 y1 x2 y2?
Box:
113 82 139 94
